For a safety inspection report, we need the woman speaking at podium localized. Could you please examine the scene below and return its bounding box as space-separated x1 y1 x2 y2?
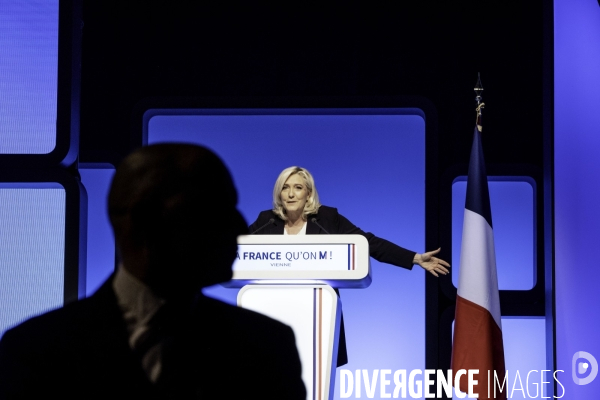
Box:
248 166 450 366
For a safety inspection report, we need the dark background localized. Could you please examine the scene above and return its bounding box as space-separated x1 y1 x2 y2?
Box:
79 0 545 170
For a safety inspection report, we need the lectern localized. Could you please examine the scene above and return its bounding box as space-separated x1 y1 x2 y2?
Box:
227 235 371 400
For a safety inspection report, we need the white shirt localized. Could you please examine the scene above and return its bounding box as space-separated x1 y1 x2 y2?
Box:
113 266 165 382
283 221 307 235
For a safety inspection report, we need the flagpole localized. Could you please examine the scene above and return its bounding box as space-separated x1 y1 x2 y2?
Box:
475 73 484 132
451 73 507 400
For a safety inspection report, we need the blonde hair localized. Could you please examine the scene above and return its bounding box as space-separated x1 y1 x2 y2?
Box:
272 166 321 221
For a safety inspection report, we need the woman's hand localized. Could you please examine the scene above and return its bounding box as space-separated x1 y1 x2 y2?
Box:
413 248 450 277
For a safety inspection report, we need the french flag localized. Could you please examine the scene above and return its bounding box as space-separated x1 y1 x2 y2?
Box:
451 127 506 399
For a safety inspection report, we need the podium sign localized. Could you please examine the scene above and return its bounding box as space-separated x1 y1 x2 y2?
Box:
232 235 371 399
237 243 355 271
229 235 371 288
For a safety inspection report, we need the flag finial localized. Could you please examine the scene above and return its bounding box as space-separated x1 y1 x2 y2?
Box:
474 73 485 132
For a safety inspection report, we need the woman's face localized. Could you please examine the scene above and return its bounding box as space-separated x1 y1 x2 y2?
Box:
281 173 310 215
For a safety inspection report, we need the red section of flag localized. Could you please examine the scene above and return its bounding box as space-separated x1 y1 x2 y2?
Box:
452 295 506 399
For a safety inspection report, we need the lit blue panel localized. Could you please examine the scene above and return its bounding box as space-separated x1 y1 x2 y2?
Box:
147 110 426 392
501 318 549 397
452 318 547 398
452 181 534 290
80 167 116 297
0 186 65 337
0 0 58 154
555 0 600 397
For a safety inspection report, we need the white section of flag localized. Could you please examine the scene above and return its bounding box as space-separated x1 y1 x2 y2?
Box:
457 208 502 329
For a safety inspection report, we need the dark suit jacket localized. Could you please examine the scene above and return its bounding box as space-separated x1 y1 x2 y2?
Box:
249 205 417 367
0 276 306 399
249 205 416 269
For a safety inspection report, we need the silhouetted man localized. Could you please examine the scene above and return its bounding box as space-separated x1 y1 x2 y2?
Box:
0 144 306 399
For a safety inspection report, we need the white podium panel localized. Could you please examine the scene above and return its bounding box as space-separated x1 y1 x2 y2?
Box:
238 285 341 400
229 235 371 288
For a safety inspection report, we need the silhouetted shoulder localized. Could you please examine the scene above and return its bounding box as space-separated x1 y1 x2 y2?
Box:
191 296 306 399
0 282 152 399
1 288 119 358
195 295 300 344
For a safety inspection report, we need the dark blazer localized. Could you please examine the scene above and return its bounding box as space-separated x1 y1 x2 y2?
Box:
249 205 417 367
249 205 416 269
0 276 306 399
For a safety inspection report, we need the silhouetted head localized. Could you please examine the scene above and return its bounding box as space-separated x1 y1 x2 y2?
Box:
108 143 247 300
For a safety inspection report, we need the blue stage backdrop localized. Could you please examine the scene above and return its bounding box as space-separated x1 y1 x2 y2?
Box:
0 0 58 154
452 180 535 290
80 167 116 297
555 0 600 397
0 185 65 336
146 110 427 396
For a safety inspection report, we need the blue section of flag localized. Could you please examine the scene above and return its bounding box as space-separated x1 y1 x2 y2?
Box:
465 127 493 228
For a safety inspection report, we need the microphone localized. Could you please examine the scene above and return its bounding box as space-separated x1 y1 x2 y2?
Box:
311 218 330 234
251 218 275 234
